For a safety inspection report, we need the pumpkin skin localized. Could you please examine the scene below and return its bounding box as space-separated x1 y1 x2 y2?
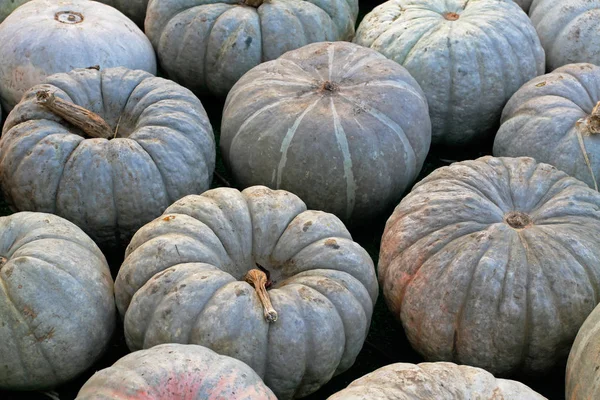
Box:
0 0 30 23
494 63 600 190
327 362 546 399
221 41 431 225
145 0 359 97
530 0 600 72
0 67 215 251
379 156 600 376
566 303 600 400
0 0 156 112
354 0 545 148
115 185 378 400
0 212 115 390
76 343 277 400
97 0 148 26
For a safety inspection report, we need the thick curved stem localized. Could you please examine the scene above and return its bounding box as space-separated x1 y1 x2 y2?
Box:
36 90 114 140
244 269 278 323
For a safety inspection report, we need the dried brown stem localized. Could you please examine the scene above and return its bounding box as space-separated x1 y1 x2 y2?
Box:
587 101 600 135
244 268 277 323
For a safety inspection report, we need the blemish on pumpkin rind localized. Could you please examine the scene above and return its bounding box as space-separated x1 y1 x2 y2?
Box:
163 215 176 221
535 82 546 87
302 221 313 232
324 238 340 249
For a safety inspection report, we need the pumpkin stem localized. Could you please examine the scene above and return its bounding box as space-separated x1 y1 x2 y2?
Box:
244 268 278 323
243 0 264 7
35 90 114 140
587 101 600 135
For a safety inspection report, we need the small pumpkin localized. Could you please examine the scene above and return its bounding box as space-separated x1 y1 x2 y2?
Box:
115 185 378 400
0 66 215 251
354 0 545 148
0 212 115 390
327 362 546 399
0 0 156 111
379 156 600 376
76 343 277 400
145 0 359 97
494 63 600 191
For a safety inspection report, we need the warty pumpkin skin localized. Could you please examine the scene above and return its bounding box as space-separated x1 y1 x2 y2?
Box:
96 0 148 26
354 0 545 148
145 0 359 97
494 63 600 191
221 41 431 225
115 185 379 400
0 0 157 112
0 67 215 251
76 343 277 400
327 362 546 399
379 156 600 376
0 212 115 391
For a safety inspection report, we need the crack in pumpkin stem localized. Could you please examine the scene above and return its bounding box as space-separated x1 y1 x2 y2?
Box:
244 268 277 323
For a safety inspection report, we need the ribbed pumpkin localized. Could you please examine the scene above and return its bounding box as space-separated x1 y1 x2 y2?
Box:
0 212 115 390
115 185 378 400
379 156 600 376
494 63 600 191
354 0 545 148
145 0 359 97
0 67 215 251
76 344 277 400
328 362 546 399
221 41 431 225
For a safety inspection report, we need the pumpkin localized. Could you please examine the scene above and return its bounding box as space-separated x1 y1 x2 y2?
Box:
0 212 115 390
494 63 600 191
97 0 148 26
0 0 29 23
327 361 546 399
379 156 600 376
530 0 600 72
114 185 378 400
0 66 215 251
221 41 431 225
76 343 277 399
353 0 545 148
145 0 359 97
0 0 156 112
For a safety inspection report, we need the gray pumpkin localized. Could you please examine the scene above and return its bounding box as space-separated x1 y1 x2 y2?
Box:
0 66 215 251
97 0 148 26
494 63 600 191
354 0 545 148
379 156 600 376
145 0 359 97
0 212 115 390
221 41 431 225
328 362 546 399
115 185 378 400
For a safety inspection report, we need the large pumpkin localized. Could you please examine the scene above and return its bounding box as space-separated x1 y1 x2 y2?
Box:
145 0 359 97
0 0 156 111
354 0 545 148
0 67 215 251
76 343 277 399
115 185 378 400
530 0 600 72
221 41 431 225
494 63 600 191
328 362 546 399
0 212 115 390
379 156 600 376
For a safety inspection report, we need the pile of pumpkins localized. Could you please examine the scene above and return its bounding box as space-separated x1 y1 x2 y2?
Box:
0 0 600 399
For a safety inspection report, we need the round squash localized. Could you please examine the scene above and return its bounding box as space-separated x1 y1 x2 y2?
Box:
0 212 115 390
530 0 600 72
494 63 600 191
327 361 546 399
0 0 156 111
354 0 545 148
97 0 148 26
0 0 30 23
0 66 215 251
221 41 431 225
379 156 600 376
145 0 359 97
115 185 378 400
76 343 277 400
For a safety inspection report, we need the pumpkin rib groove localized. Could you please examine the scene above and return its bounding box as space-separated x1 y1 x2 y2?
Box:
8 234 104 267
516 230 534 373
107 143 122 248
444 25 456 140
0 278 32 379
547 7 598 53
560 71 597 111
53 137 83 217
400 22 447 66
497 230 515 315
133 139 172 204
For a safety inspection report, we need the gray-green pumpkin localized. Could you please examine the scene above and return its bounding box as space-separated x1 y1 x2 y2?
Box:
0 212 115 390
114 185 378 400
221 41 431 225
354 0 545 148
0 66 215 251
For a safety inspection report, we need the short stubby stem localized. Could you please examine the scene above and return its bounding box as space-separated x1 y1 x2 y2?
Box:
504 211 532 230
320 80 338 93
244 269 278 323
444 12 460 21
